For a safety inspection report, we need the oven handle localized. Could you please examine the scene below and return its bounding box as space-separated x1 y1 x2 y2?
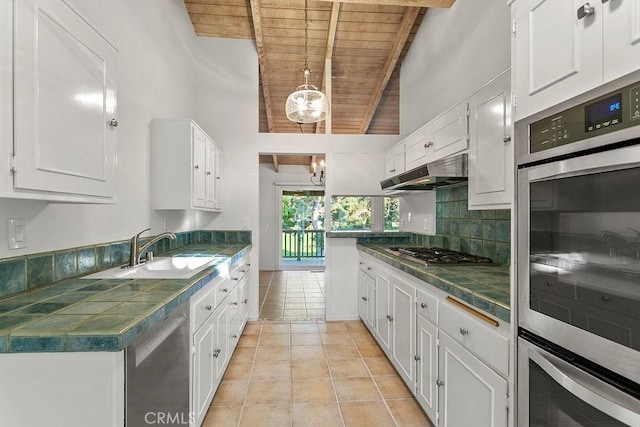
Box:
529 344 640 425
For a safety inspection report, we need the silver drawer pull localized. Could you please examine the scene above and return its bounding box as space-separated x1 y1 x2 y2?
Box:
222 288 228 292
231 302 239 306
386 315 394 322
459 327 469 336
420 302 427 309
108 119 118 127
205 305 212 311
213 348 221 358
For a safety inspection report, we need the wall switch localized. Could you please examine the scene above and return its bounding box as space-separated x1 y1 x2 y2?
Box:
407 212 412 222
423 219 429 230
241 218 249 229
9 218 27 250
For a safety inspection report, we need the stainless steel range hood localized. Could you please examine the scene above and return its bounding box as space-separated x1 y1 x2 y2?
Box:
380 152 468 191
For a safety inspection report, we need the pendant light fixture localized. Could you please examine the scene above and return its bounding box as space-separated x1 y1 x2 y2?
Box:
285 0 329 124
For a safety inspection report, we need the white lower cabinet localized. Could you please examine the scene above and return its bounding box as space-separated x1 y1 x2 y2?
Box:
416 315 439 423
357 251 510 427
190 255 250 427
391 278 416 389
438 331 508 427
357 257 377 333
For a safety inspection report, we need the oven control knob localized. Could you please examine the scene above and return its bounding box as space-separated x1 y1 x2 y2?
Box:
602 295 610 302
459 327 469 336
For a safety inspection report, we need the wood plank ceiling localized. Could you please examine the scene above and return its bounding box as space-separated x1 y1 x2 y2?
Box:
185 0 456 135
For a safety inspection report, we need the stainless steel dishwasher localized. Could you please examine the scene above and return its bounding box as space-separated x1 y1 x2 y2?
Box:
126 302 191 426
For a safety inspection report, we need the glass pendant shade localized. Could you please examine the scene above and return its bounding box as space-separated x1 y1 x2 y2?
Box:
285 82 329 124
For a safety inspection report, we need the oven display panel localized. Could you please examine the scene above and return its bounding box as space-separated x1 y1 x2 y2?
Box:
585 93 622 133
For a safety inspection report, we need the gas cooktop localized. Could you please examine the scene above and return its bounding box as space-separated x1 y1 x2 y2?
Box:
385 246 494 265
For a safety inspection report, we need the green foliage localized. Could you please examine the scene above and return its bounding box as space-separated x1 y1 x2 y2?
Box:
282 195 325 230
330 196 372 230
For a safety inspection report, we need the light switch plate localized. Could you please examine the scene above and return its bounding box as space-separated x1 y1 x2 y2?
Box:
9 218 27 250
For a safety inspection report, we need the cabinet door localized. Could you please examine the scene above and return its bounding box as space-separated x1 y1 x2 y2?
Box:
214 302 229 380
416 316 438 425
513 0 602 120
438 332 508 427
365 276 376 332
358 273 368 321
391 277 416 389
468 72 513 210
205 139 216 209
192 317 216 426
375 273 392 353
429 102 468 162
13 0 117 199
604 0 640 82
192 127 207 208
213 145 223 210
404 123 431 170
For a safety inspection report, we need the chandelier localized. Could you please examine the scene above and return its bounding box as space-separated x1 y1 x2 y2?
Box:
285 0 329 124
310 159 325 186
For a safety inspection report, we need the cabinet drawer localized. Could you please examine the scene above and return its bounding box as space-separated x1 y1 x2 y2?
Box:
192 281 218 331
439 301 509 377
231 262 250 284
358 258 376 278
416 289 438 325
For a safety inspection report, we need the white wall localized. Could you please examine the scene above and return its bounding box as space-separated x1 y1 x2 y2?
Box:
400 0 511 137
0 0 200 258
399 192 437 235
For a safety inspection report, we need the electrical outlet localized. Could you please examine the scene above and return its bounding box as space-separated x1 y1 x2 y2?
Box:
9 218 27 249
407 212 412 222
423 219 429 230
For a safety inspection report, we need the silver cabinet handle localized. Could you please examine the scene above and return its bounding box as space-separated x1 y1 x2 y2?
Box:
362 296 368 301
386 315 394 321
577 3 595 19
243 299 248 304
222 288 228 293
232 334 238 339
425 141 434 148
194 165 200 170
231 301 239 306
213 348 221 358
205 305 212 311
390 169 396 173
207 171 211 176
436 380 444 387
459 327 469 336
232 277 239 281
108 119 118 127
420 302 427 309
503 135 512 143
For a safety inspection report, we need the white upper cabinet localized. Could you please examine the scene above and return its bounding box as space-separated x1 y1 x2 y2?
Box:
384 143 405 178
403 101 468 172
404 124 430 171
9 0 118 202
513 0 640 120
428 101 469 162
150 119 223 212
468 71 513 210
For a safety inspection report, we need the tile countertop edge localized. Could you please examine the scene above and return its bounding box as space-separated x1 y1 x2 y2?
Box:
0 244 251 354
357 244 511 323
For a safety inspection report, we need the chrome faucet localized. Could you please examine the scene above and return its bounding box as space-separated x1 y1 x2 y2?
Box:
126 228 177 268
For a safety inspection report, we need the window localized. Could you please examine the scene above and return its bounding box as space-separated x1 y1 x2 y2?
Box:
330 196 400 232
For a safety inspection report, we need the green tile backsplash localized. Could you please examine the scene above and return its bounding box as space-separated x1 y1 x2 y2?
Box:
411 184 511 264
0 230 251 299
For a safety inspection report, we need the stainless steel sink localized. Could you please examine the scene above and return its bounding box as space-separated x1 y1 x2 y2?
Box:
81 255 225 279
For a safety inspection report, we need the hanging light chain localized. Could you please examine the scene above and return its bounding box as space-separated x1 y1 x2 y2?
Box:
303 0 310 84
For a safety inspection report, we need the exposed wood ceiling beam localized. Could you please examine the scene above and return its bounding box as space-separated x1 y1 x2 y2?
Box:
315 0 455 7
358 6 420 134
250 0 275 133
272 154 279 172
316 2 340 134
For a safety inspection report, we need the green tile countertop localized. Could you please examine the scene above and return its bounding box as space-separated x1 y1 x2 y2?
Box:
357 244 511 323
0 243 251 353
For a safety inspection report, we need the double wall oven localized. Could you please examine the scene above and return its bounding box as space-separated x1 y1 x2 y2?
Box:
516 71 640 426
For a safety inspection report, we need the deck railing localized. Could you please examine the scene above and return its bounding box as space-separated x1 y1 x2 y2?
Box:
282 229 325 260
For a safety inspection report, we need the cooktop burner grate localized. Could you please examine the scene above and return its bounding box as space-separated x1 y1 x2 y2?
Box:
388 247 493 265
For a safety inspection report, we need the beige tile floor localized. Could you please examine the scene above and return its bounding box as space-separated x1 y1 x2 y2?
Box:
202 320 434 427
259 271 326 320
